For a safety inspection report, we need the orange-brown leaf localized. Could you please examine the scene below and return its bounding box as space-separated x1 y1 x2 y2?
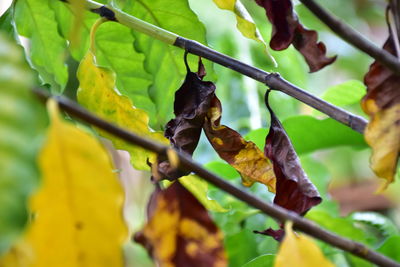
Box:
203 96 276 192
362 37 400 190
134 182 226 267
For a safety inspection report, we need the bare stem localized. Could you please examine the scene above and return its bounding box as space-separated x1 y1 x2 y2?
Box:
299 0 400 74
59 0 368 133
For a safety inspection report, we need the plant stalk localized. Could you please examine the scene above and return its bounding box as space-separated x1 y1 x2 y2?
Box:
32 89 400 267
61 0 368 133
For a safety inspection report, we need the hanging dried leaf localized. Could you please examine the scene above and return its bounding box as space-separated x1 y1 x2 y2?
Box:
256 92 321 240
362 36 400 190
254 0 336 72
134 181 227 267
274 222 335 267
203 95 276 192
159 56 216 179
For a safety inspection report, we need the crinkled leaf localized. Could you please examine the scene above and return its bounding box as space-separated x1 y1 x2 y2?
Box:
160 57 216 179
179 175 227 213
77 21 167 170
258 95 321 240
212 0 276 65
1 100 128 267
116 0 214 126
204 95 276 191
14 0 68 92
134 181 227 267
0 34 46 255
274 222 335 267
362 36 400 190
254 0 336 72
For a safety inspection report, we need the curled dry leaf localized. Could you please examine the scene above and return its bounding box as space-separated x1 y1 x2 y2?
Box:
362 36 400 190
256 92 321 240
203 95 276 192
254 0 336 72
134 181 227 267
159 55 216 179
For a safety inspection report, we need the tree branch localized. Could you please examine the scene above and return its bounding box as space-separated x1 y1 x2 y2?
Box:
60 0 368 133
299 0 400 74
32 88 399 267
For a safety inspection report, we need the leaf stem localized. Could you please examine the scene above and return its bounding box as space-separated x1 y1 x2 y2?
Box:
60 0 368 133
33 88 400 267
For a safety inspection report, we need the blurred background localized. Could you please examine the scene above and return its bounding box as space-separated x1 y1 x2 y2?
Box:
1 0 399 266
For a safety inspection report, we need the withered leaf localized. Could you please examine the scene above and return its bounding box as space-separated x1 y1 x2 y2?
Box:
254 0 336 72
159 54 216 180
362 36 400 190
256 92 321 240
203 95 276 192
134 182 227 267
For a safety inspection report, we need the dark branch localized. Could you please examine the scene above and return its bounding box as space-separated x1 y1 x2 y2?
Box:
32 88 399 267
299 0 400 75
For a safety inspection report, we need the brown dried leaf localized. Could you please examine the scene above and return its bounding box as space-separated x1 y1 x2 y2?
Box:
159 56 216 180
254 0 336 72
203 95 276 192
362 36 400 190
134 182 227 267
256 92 321 240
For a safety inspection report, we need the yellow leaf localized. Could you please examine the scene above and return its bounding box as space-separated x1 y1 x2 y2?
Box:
179 175 228 213
1 100 128 267
275 222 335 267
213 0 276 66
68 0 85 48
364 104 400 191
77 20 168 170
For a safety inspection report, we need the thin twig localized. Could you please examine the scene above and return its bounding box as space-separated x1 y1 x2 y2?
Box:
299 0 400 74
32 88 400 267
59 0 368 133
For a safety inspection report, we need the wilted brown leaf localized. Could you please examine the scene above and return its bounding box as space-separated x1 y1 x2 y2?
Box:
254 0 336 72
362 36 400 190
159 55 216 180
255 92 321 240
203 95 276 192
134 182 226 267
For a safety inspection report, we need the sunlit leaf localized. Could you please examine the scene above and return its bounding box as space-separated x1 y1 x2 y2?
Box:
77 20 168 170
321 80 366 107
212 0 276 65
242 254 275 267
115 0 214 126
254 0 336 72
134 181 227 267
179 175 227 213
362 36 400 190
204 95 276 191
0 33 46 256
3 100 128 267
14 0 68 92
274 222 335 267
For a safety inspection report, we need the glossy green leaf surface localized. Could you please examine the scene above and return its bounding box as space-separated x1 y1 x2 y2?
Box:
14 0 68 92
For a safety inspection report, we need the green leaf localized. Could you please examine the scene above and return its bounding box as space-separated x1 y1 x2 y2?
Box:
242 254 275 267
0 8 15 38
117 0 214 127
351 212 399 238
321 80 366 107
205 161 240 180
245 116 367 155
14 0 68 92
377 236 400 263
225 230 258 267
0 33 46 255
